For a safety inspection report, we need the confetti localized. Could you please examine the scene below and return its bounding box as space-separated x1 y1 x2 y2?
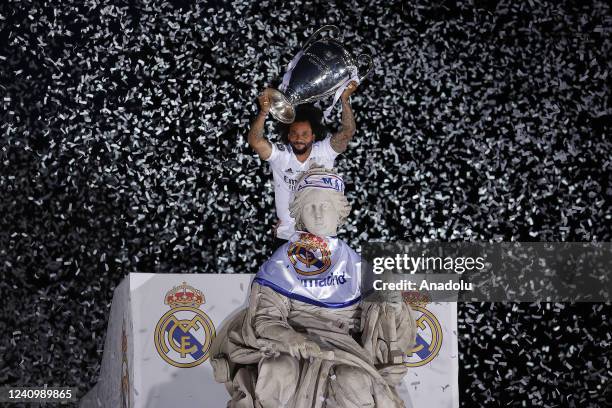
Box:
0 0 609 405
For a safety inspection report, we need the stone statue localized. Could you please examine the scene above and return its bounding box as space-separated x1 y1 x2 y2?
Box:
210 166 417 408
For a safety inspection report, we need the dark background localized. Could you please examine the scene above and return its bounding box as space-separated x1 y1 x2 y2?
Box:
1 0 610 406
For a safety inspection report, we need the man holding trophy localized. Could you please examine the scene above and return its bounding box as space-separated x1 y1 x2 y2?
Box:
247 25 371 244
247 83 358 243
209 26 416 408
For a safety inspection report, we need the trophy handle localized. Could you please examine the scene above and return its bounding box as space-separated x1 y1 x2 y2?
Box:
302 25 341 50
356 53 373 82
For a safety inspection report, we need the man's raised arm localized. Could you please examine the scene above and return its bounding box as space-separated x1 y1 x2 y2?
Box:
247 88 274 160
330 81 358 154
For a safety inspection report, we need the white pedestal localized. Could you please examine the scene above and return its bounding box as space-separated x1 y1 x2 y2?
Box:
80 273 458 408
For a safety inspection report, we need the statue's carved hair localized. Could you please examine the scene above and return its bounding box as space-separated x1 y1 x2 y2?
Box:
289 166 351 231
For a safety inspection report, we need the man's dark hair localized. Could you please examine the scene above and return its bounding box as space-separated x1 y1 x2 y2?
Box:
278 104 328 144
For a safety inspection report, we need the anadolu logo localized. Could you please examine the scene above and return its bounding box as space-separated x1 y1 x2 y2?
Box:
403 292 443 367
288 233 332 276
154 282 215 368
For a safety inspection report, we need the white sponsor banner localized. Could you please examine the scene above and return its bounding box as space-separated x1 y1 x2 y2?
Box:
82 273 458 408
398 302 459 408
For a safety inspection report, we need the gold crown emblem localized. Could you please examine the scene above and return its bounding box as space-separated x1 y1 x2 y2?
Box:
402 291 431 308
299 232 329 251
165 282 205 308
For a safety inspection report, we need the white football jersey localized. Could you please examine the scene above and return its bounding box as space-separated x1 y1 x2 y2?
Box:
265 136 339 239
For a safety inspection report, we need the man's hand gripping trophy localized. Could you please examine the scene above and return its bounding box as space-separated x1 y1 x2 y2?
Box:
258 88 273 116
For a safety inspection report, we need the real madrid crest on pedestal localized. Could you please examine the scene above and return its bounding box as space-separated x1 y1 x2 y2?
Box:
154 282 215 368
402 291 443 367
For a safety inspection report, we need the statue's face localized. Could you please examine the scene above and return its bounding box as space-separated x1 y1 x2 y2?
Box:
300 189 339 237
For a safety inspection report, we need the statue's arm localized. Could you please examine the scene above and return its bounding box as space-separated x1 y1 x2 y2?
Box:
250 283 293 338
392 301 418 358
250 283 322 359
361 299 417 365
330 82 357 153
247 89 274 160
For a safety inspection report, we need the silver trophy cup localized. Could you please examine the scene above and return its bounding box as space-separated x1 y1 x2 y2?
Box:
269 25 373 123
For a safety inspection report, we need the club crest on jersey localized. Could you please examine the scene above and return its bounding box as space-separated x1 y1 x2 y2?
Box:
154 282 216 368
288 233 332 276
402 292 443 367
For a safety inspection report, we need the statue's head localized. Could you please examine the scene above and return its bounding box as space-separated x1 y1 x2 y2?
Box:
289 166 351 237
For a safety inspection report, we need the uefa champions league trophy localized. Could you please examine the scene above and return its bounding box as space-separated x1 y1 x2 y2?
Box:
268 25 373 123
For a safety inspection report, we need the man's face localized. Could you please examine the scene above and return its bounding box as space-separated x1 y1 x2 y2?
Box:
288 121 315 155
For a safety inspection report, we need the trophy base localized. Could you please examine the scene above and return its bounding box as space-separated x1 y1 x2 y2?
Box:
268 89 295 124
